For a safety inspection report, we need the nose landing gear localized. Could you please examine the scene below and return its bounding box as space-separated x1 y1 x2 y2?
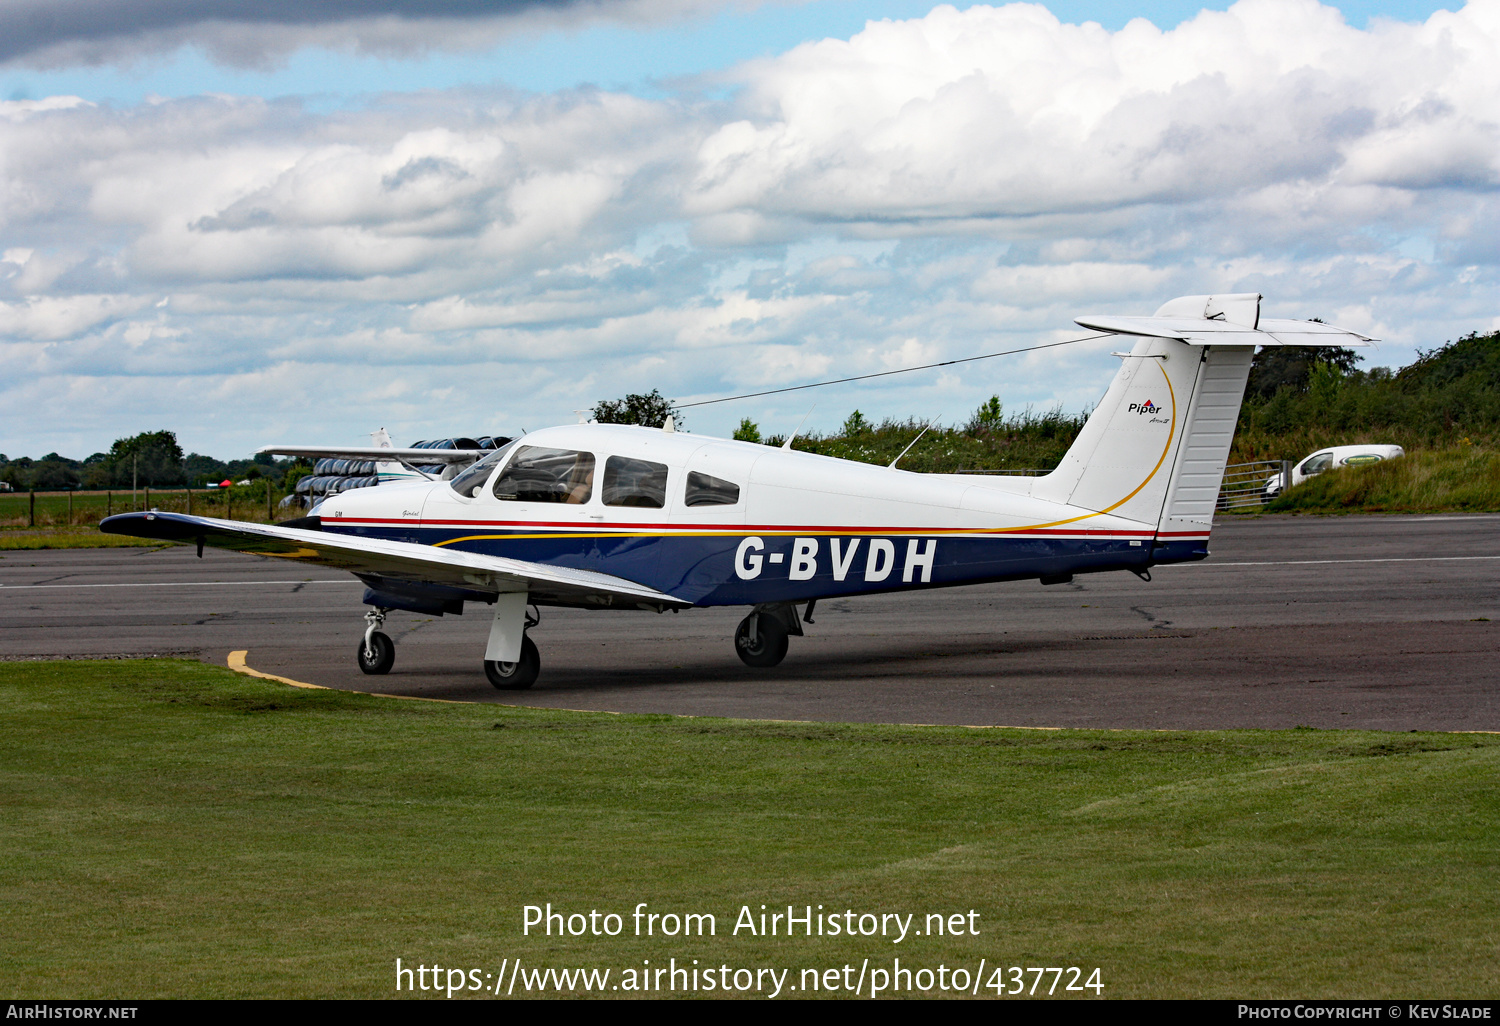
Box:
357 607 395 675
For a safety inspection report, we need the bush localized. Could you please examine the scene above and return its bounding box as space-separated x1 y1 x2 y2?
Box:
784 398 1086 474
1233 331 1500 462
593 389 682 429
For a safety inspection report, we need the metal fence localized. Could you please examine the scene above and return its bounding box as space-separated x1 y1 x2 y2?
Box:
1217 460 1292 511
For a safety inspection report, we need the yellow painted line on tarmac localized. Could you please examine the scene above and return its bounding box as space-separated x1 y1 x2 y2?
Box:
226 649 466 704
228 649 327 689
223 650 1500 734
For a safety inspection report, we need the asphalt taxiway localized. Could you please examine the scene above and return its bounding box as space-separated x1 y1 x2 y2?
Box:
2 513 1497 730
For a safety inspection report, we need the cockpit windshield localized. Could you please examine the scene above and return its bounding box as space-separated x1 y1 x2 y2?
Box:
493 446 597 504
448 440 519 499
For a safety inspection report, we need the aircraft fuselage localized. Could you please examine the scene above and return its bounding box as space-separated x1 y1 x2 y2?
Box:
315 424 1204 608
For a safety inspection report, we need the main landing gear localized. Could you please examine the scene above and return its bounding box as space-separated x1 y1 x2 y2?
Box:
734 601 813 668
485 604 542 690
357 607 395 675
485 636 540 690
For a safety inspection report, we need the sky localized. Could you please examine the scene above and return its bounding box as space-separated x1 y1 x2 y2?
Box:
1 0 1496 459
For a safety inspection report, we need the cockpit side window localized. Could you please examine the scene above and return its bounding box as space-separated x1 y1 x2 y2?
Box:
685 471 740 507
493 446 596 504
448 440 518 499
603 456 668 508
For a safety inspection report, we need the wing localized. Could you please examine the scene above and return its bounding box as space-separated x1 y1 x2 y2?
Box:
100 511 690 610
258 445 483 464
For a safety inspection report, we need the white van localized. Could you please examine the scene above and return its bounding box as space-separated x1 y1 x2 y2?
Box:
1265 444 1405 499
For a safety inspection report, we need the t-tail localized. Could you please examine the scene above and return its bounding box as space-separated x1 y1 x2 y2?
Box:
1031 293 1374 562
369 427 423 484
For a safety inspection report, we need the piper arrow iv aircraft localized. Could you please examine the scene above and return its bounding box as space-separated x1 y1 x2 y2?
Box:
102 294 1371 690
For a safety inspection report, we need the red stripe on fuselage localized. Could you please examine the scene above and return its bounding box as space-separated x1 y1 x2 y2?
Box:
319 515 1185 538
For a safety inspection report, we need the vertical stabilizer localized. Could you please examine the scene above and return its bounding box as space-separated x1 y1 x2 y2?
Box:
1040 292 1372 546
1030 332 1207 526
368 427 410 484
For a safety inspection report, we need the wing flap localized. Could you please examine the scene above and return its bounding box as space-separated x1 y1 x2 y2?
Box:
100 511 689 609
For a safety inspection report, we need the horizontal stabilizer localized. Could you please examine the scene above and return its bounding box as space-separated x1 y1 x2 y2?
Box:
258 445 487 464
99 511 689 610
1077 292 1374 347
1075 313 1374 347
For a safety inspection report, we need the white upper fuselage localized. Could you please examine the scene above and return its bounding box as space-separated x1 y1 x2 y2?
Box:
317 423 1157 540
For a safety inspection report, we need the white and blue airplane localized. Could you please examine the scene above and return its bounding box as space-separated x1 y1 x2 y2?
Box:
102 293 1371 690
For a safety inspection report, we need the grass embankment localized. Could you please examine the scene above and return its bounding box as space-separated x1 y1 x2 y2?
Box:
0 488 285 549
786 408 1081 476
3 659 1498 999
1268 448 1500 514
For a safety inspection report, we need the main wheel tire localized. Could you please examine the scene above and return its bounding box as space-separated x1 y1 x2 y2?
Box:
734 613 789 668
485 636 541 690
357 631 395 675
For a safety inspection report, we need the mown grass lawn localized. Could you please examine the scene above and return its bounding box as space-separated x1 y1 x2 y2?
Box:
2 659 1497 999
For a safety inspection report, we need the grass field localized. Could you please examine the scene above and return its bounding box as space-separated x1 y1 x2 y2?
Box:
0 489 287 549
2 659 1497 999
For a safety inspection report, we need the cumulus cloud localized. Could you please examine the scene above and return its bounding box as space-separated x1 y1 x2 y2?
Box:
0 0 742 69
3 0 1499 457
688 0 1500 223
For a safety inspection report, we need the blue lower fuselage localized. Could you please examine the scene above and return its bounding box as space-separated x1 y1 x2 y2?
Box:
324 521 1209 606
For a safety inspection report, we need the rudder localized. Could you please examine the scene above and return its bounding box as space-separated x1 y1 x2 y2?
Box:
1035 293 1371 555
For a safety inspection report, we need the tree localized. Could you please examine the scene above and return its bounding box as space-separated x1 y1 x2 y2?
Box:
183 453 227 486
965 396 1005 435
1 457 30 490
1247 346 1363 401
733 418 762 443
592 389 682 429
840 410 870 437
105 430 186 487
30 459 80 490
1399 331 1500 391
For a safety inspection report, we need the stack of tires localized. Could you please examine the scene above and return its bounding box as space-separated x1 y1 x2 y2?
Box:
290 434 510 508
294 458 381 501
406 436 510 475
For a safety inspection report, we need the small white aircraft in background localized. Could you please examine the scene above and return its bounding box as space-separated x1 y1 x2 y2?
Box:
103 293 1372 690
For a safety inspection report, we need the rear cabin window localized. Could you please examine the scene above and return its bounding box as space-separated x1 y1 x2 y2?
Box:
603 456 668 508
685 471 740 507
492 446 596 504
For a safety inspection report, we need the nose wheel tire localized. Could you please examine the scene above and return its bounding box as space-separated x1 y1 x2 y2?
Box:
357 631 395 675
485 636 541 690
735 613 789 668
